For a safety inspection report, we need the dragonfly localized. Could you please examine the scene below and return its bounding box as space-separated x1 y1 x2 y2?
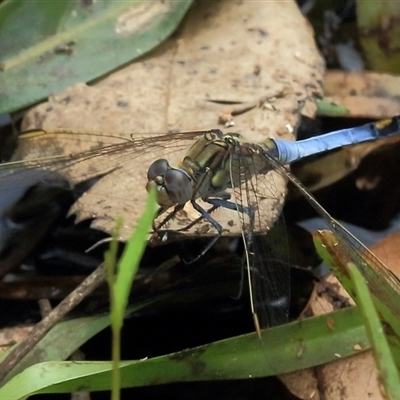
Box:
1 116 400 336
144 116 400 334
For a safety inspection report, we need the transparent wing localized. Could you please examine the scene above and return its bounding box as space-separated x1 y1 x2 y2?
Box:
229 146 290 330
0 129 208 187
264 151 400 313
0 129 208 239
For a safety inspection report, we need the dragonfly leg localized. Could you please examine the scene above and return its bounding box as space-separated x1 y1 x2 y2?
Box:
207 197 259 324
184 198 255 264
175 204 221 232
175 191 250 234
182 200 224 264
152 204 184 239
206 197 252 216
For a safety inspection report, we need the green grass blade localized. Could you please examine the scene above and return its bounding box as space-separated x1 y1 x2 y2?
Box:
0 307 369 397
0 297 165 386
105 190 156 399
112 190 156 324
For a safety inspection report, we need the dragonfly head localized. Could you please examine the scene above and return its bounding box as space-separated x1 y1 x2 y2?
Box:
146 159 193 207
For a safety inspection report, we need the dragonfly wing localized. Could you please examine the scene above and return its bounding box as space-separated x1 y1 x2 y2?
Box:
229 149 290 329
0 130 207 239
1 130 206 186
264 151 400 306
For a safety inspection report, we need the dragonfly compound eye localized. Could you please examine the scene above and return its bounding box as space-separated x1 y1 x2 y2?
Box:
164 168 193 204
147 159 169 180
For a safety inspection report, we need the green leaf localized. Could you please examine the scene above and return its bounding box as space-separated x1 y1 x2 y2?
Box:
347 263 400 400
0 298 165 385
356 1 400 74
316 98 349 117
0 307 369 397
0 0 193 113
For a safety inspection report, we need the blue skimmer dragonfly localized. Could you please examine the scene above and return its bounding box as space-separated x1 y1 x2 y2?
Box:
1 116 400 335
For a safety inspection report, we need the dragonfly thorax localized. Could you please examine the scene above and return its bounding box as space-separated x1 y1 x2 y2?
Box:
146 158 194 207
146 130 272 209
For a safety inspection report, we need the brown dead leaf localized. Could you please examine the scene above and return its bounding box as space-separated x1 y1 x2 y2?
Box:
324 70 400 119
370 232 400 277
281 274 383 399
307 275 355 316
312 351 382 399
279 218 400 399
280 369 319 400
19 0 324 240
0 326 33 356
291 70 400 200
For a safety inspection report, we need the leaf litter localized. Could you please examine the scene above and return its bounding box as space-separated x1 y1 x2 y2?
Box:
18 0 324 241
